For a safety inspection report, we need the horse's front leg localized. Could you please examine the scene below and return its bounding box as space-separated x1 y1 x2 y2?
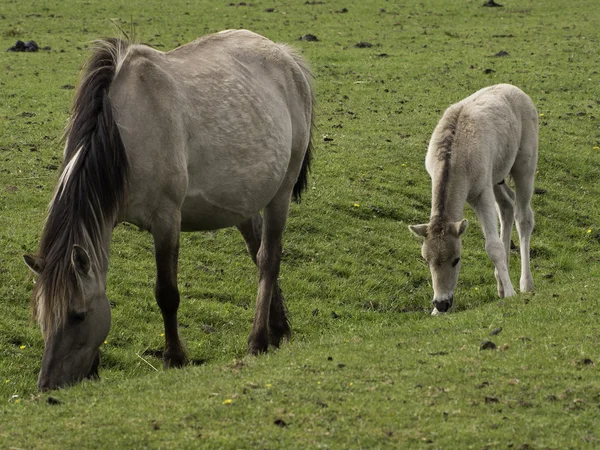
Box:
247 198 290 355
151 215 187 367
237 215 291 350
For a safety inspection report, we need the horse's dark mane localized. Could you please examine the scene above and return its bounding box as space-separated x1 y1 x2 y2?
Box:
432 104 461 223
33 38 130 336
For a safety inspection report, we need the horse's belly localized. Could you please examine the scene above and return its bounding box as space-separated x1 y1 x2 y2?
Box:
179 179 278 231
180 196 249 231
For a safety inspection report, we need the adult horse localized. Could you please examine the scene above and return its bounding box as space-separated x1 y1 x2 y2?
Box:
410 84 537 315
24 30 314 391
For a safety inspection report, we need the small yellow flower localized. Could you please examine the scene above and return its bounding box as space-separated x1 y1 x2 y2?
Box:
5 380 9 383
587 229 592 234
103 340 108 345
539 113 544 117
349 382 354 386
353 203 360 207
160 333 165 337
594 146 600 150
401 163 407 167
222 399 233 405
19 345 25 350
266 383 272 388
317 381 321 385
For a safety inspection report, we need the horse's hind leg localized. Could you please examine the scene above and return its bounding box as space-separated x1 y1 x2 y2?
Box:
493 182 515 270
151 213 186 367
246 196 292 355
237 215 291 349
471 188 517 298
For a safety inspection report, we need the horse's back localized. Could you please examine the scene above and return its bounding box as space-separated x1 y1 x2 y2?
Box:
109 30 313 230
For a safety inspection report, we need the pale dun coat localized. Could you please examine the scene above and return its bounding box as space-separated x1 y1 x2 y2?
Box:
24 30 314 390
410 84 538 314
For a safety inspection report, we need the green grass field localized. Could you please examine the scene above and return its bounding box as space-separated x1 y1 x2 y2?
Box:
1 0 600 448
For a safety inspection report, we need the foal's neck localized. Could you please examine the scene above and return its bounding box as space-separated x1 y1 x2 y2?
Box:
430 176 467 224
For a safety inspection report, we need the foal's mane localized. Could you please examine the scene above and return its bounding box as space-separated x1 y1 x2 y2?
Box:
33 38 131 336
432 104 462 226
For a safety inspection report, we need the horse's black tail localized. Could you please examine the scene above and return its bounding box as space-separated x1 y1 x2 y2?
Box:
287 48 315 204
292 135 313 203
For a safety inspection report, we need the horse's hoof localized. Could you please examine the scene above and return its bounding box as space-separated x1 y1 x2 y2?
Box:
163 350 187 369
248 343 268 356
248 332 269 355
268 324 291 348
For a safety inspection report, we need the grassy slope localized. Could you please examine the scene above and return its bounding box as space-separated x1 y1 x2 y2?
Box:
1 0 600 448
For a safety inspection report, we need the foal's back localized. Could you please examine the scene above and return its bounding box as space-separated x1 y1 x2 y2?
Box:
426 84 538 198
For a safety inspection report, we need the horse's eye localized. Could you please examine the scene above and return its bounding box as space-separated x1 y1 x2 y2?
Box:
452 257 461 267
70 311 87 323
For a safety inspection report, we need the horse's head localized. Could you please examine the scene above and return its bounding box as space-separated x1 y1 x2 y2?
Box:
24 245 111 391
409 219 468 314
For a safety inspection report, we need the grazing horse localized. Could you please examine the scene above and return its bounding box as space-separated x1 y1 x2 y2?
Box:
24 30 314 390
409 84 538 314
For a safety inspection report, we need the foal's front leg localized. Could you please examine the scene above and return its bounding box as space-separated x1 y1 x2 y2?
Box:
472 190 517 298
151 215 186 367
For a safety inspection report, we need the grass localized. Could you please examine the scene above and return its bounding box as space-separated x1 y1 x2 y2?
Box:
1 0 600 448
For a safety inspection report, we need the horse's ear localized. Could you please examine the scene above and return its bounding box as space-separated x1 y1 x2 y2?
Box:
452 219 468 236
409 224 428 238
24 255 45 275
71 245 92 276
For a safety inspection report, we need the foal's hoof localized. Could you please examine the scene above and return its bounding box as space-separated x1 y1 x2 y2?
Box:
431 307 443 316
500 287 517 298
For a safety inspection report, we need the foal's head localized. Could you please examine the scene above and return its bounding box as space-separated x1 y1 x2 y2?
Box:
24 245 111 391
409 218 468 313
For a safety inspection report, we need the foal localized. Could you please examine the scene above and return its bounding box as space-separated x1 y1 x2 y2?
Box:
410 84 538 314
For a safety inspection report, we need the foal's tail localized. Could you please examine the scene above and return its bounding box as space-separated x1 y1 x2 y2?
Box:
285 47 315 203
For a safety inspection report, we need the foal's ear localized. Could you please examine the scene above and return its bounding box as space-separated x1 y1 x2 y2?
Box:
24 255 45 275
409 224 429 238
452 219 468 237
71 245 92 276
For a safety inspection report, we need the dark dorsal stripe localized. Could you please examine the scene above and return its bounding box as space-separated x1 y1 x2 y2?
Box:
33 38 130 335
432 104 462 224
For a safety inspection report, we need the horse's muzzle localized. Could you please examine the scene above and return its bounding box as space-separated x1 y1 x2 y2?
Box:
433 297 453 313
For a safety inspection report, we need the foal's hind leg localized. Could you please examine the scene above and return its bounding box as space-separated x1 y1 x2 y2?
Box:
512 172 535 292
246 196 292 355
237 215 291 349
471 189 517 298
151 214 186 368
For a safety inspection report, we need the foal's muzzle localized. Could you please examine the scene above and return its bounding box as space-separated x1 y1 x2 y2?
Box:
433 297 453 313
